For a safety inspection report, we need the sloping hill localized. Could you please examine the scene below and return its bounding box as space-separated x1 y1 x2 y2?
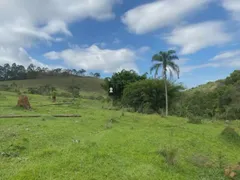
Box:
187 79 224 93
0 76 104 93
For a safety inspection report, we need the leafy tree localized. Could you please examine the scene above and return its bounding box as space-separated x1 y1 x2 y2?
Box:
67 79 81 98
72 69 77 75
225 70 240 85
3 63 11 80
27 64 38 79
122 79 183 113
102 69 147 102
79 69 86 76
0 65 4 80
150 50 180 116
94 72 101 78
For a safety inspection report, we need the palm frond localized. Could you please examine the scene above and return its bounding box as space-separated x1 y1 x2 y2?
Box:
152 54 163 62
169 55 179 61
167 61 180 78
168 50 176 55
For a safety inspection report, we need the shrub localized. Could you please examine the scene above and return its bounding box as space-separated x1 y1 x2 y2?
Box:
0 84 13 91
187 114 202 124
27 84 56 95
101 69 147 101
158 146 178 165
58 92 72 98
122 79 183 114
221 127 240 143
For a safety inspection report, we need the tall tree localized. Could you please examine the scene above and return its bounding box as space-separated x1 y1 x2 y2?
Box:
150 50 180 116
0 65 4 80
79 69 86 76
94 72 101 78
3 63 11 80
72 69 77 75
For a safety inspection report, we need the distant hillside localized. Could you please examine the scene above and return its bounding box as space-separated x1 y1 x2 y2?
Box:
172 70 240 120
0 76 104 93
186 79 225 93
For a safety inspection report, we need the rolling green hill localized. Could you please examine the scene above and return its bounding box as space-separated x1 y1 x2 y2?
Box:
0 76 104 94
187 79 224 93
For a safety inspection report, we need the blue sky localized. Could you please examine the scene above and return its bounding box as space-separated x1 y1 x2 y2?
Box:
0 0 240 88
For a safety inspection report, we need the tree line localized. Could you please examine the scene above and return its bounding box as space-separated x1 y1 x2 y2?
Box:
0 63 101 81
102 50 182 115
102 50 240 120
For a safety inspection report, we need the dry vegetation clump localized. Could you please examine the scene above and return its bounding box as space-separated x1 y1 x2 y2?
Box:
17 95 31 109
224 163 240 179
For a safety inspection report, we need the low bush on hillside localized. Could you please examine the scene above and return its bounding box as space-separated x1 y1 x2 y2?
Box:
0 83 20 93
187 114 202 124
158 146 178 166
28 84 56 95
221 127 240 143
122 79 183 114
58 92 72 98
171 70 240 120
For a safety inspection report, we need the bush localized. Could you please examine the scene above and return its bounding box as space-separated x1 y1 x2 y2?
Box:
221 127 240 143
28 84 56 95
0 84 13 91
122 79 183 114
158 146 178 165
187 114 202 124
101 69 147 101
58 92 72 98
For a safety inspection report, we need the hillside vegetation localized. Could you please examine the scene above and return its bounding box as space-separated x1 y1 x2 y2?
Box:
171 70 240 120
0 63 104 94
0 76 104 93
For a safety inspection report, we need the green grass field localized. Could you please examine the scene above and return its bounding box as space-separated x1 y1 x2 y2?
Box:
1 91 240 180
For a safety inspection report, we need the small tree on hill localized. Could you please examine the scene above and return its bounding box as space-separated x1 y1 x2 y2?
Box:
101 69 147 102
67 79 81 98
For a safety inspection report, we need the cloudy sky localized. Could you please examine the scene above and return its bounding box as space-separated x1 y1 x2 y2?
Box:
0 0 240 88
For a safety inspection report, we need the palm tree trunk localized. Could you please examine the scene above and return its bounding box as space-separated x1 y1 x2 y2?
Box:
164 73 168 116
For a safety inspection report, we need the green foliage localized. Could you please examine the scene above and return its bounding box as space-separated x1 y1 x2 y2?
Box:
58 92 72 98
101 69 147 101
221 127 240 143
225 70 240 85
28 84 56 95
187 114 202 124
171 70 240 120
67 79 81 98
158 146 178 166
122 79 183 113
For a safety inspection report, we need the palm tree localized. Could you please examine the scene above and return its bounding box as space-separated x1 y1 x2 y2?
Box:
150 50 180 116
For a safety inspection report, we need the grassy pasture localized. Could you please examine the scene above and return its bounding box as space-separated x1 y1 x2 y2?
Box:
0 76 104 93
0 91 240 180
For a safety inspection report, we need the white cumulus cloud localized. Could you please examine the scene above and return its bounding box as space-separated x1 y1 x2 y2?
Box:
165 21 232 54
0 46 47 67
222 0 240 21
121 0 212 34
44 45 139 73
211 49 240 67
0 0 120 66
